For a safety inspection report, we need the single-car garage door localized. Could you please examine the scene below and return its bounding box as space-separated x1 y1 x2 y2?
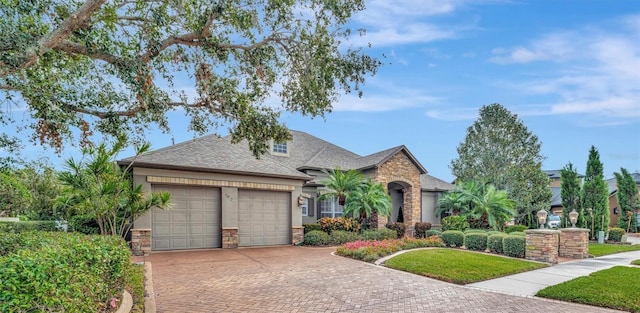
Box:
238 190 290 246
151 185 221 250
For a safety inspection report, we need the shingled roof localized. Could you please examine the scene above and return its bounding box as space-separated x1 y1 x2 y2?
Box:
120 130 429 180
420 174 454 191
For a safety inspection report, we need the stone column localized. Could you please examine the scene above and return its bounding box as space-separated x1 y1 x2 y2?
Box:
292 226 304 245
222 227 239 249
559 228 590 259
131 229 152 256
525 229 559 264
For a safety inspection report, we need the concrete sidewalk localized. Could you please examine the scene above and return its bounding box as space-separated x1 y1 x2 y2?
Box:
467 237 640 297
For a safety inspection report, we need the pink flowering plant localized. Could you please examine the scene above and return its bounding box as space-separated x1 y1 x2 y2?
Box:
336 236 444 262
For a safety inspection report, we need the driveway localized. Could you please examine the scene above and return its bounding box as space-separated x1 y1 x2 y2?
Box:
145 246 622 313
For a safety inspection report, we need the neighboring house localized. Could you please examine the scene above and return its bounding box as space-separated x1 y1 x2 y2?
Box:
119 130 453 252
545 170 640 229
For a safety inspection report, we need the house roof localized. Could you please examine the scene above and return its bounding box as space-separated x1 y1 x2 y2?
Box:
550 187 562 207
119 130 429 180
420 174 454 191
544 170 584 179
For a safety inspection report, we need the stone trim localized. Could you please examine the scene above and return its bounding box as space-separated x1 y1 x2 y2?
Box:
292 227 304 245
525 229 559 264
147 176 295 191
222 227 239 249
559 228 589 259
131 229 152 256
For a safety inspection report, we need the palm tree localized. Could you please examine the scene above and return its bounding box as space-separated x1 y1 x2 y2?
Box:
343 179 392 220
319 167 363 205
467 184 516 230
436 190 466 217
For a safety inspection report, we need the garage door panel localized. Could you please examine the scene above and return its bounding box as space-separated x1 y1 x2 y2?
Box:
238 190 290 247
151 185 221 250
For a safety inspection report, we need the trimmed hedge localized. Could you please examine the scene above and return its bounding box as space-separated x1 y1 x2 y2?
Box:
359 228 397 241
487 233 506 254
425 229 441 237
441 216 469 231
464 228 487 234
464 232 488 251
608 228 625 242
487 230 502 236
441 230 464 247
303 230 330 246
385 222 405 238
503 235 525 258
414 222 432 238
0 232 130 312
318 217 361 234
330 230 359 245
68 215 100 234
509 231 526 237
0 221 59 233
505 225 528 233
303 223 322 234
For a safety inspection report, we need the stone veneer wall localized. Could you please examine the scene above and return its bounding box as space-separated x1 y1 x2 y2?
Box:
371 151 422 237
222 227 239 249
525 229 559 264
131 229 151 256
559 228 589 259
292 226 304 245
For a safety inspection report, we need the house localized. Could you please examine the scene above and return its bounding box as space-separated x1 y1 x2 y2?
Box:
606 172 640 228
119 130 453 252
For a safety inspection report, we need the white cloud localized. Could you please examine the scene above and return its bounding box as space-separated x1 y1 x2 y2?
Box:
488 15 640 124
332 78 442 112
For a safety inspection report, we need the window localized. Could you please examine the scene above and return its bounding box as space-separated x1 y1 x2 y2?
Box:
272 142 287 154
319 197 343 218
301 198 309 216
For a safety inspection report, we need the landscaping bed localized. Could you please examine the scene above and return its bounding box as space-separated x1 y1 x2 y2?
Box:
537 266 640 312
384 248 547 284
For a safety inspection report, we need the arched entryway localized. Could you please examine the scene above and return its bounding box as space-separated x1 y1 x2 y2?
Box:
388 182 405 223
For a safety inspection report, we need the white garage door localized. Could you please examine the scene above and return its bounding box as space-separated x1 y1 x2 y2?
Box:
238 190 290 246
151 185 221 250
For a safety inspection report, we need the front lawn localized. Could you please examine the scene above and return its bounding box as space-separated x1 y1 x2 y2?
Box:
632 259 640 266
537 266 640 312
589 243 640 257
384 248 547 284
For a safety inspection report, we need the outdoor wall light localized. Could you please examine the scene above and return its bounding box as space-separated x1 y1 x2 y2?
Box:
537 209 547 229
297 195 305 206
569 209 579 228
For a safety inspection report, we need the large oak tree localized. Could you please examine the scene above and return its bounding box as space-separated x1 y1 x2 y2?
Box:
450 103 551 228
0 0 380 155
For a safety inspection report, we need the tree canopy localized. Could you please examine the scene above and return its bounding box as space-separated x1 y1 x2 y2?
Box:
614 168 639 232
581 146 609 235
450 103 551 227
560 162 582 228
0 0 380 156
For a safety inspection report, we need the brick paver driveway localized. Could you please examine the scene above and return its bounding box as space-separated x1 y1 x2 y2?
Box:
146 246 621 313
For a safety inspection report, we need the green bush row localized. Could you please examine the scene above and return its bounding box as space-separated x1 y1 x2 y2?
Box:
303 228 398 246
608 228 625 242
0 231 130 312
440 230 525 258
0 221 59 233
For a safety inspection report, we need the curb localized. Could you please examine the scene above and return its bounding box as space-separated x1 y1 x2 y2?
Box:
144 262 157 313
115 290 133 313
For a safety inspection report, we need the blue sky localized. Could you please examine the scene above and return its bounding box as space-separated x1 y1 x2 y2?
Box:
12 0 640 182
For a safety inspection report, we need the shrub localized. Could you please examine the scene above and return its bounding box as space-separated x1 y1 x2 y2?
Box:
68 215 100 235
425 229 442 237
505 225 528 233
303 230 330 246
414 222 432 238
441 230 464 247
503 235 525 258
0 221 59 233
0 232 130 312
359 228 398 241
608 228 625 242
303 223 322 234
441 216 469 231
464 233 488 251
487 233 506 254
317 217 361 234
330 230 359 245
335 236 444 262
509 231 526 237
467 214 490 229
385 222 405 238
464 228 487 234
487 230 502 236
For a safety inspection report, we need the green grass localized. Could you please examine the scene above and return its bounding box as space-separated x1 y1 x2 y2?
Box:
537 266 640 312
124 263 145 313
589 243 640 257
632 259 640 266
384 248 547 284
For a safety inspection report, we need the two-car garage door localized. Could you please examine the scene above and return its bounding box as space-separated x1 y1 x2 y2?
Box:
150 185 290 250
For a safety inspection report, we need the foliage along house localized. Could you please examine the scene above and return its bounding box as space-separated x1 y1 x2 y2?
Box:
119 130 453 252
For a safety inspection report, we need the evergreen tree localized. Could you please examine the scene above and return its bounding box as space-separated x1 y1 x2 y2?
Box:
614 168 639 232
581 146 609 237
560 163 582 228
450 103 551 228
